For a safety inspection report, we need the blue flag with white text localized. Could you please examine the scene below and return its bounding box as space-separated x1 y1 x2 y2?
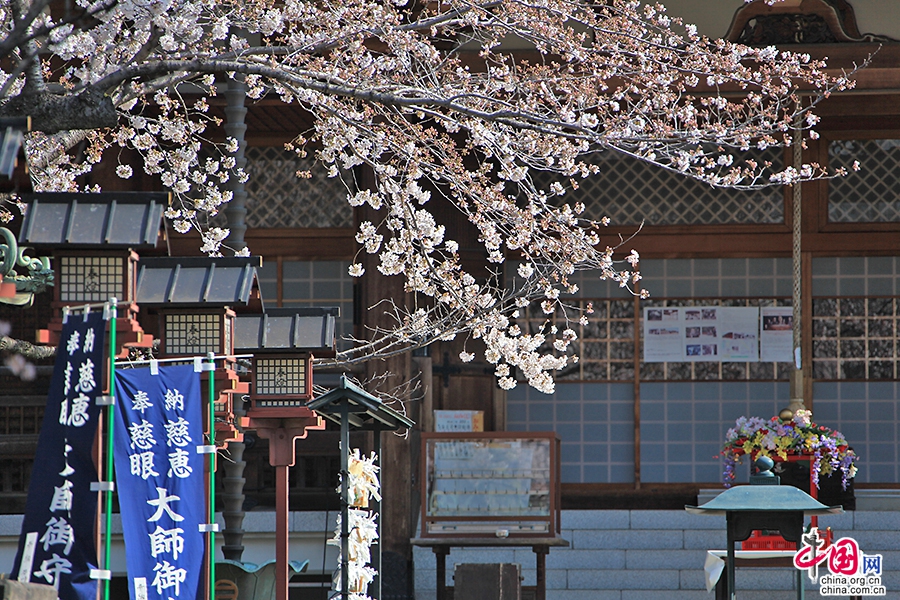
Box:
12 312 107 600
114 364 205 600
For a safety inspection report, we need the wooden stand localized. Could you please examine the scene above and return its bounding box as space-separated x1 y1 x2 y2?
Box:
410 537 569 600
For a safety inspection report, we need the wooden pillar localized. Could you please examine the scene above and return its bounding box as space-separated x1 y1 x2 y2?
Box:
224 77 249 252
275 463 290 600
221 400 247 561
358 166 415 596
251 417 324 600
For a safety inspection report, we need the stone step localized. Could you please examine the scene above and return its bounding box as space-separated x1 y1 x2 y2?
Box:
412 509 899 599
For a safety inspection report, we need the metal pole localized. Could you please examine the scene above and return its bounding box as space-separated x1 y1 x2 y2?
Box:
101 299 117 600
341 403 350 600
726 513 736 600
372 426 382 600
206 353 217 600
114 353 254 366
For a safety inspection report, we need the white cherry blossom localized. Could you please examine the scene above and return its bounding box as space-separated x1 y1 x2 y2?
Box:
0 0 856 392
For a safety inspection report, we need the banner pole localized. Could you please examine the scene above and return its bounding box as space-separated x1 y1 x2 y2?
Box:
102 298 118 600
207 352 216 600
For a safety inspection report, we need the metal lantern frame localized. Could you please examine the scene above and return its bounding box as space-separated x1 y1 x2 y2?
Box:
232 306 339 600
687 485 842 600
307 375 415 600
234 307 339 420
134 255 264 361
54 249 138 308
247 353 313 414
157 307 237 358
135 255 264 445
19 192 167 350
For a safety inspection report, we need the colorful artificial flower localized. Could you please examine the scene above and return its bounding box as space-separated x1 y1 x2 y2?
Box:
719 410 858 490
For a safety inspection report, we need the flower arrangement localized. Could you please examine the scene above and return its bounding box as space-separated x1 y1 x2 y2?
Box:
720 409 858 490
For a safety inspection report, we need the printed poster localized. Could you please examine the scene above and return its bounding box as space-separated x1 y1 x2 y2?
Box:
760 306 794 362
644 306 759 362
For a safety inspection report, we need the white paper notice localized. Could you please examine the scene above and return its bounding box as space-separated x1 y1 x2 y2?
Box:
17 531 37 582
716 307 760 361
644 307 683 361
760 306 794 362
134 577 148 600
644 306 759 362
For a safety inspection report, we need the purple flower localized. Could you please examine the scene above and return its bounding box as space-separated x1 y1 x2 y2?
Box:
720 414 859 488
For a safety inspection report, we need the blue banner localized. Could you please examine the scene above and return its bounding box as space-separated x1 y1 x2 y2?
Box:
12 312 107 599
114 364 205 600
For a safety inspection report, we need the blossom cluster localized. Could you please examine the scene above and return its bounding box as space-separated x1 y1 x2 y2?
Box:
720 410 858 490
2 0 856 390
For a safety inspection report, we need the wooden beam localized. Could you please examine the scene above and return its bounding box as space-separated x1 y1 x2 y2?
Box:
604 229 900 259
168 228 355 260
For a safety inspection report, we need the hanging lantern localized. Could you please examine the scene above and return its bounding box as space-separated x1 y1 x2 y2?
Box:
19 192 167 350
234 307 338 419
19 192 168 307
136 255 264 444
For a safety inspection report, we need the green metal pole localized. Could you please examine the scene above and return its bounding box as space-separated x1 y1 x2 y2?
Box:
102 299 117 600
207 352 216 600
341 402 349 600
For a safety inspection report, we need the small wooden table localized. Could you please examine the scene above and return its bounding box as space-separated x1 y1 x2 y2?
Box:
411 536 569 600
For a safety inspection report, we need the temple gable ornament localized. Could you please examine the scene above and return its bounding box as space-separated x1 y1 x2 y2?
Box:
725 0 896 44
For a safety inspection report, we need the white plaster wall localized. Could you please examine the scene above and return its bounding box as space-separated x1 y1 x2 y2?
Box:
846 0 900 38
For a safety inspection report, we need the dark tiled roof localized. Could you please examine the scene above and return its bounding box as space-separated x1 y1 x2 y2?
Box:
19 192 168 248
234 307 338 354
136 256 261 307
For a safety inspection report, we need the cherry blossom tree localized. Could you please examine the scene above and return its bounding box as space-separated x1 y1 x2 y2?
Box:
0 0 855 391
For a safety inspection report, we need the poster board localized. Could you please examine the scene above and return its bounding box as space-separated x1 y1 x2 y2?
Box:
643 306 760 362
434 410 485 432
759 306 794 362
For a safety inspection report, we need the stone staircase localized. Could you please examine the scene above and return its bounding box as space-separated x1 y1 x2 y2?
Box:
413 509 900 600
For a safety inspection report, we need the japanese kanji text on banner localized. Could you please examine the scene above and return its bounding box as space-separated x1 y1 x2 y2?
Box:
11 312 107 600
113 364 205 600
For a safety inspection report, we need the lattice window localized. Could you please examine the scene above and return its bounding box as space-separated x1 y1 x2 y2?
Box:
829 139 900 223
165 313 221 355
263 260 355 351
245 147 353 228
514 298 635 382
812 298 899 380
255 357 308 397
0 405 43 434
531 148 784 226
0 459 32 492
640 298 793 381
59 256 124 303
